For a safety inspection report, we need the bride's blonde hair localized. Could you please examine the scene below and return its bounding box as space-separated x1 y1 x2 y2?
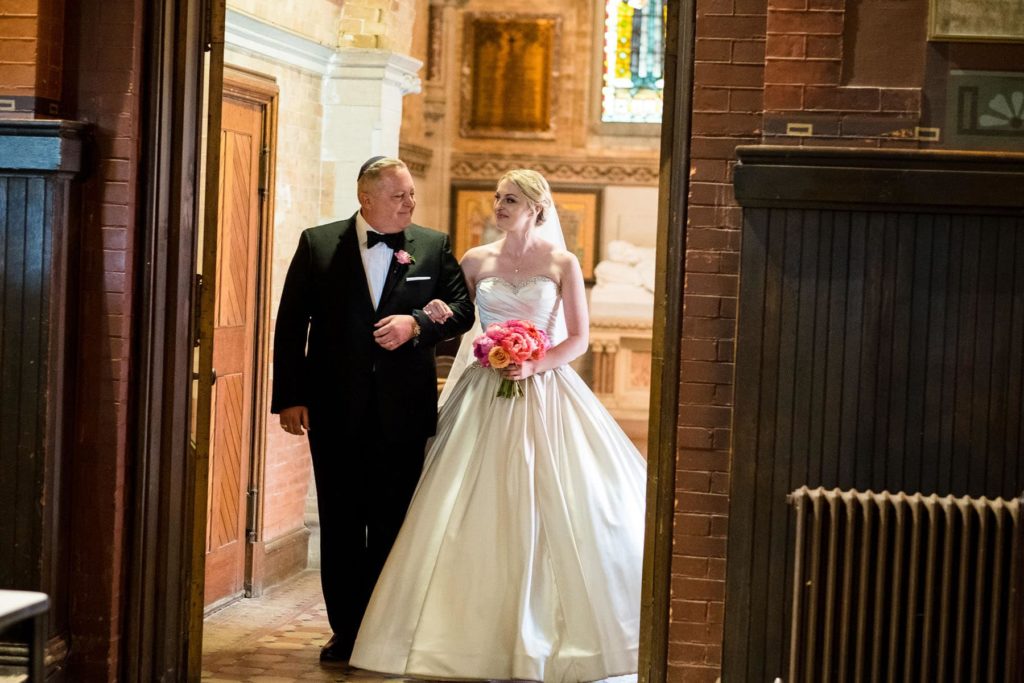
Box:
499 169 553 226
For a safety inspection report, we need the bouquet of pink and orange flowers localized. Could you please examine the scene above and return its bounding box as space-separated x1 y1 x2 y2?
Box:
473 319 552 398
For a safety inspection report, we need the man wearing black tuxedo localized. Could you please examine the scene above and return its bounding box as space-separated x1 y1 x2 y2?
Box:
271 157 474 663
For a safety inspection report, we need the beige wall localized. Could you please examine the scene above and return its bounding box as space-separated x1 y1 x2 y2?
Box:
228 0 344 47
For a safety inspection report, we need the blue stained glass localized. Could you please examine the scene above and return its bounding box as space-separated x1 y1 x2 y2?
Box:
602 0 666 124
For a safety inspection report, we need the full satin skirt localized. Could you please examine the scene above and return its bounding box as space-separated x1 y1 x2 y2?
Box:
350 364 647 682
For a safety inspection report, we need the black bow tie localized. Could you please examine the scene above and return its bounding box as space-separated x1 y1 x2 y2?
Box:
367 230 404 250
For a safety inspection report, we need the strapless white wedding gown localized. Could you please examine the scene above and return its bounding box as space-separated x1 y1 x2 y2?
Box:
350 276 647 683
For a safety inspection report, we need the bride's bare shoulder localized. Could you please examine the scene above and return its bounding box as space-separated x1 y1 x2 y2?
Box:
459 243 498 280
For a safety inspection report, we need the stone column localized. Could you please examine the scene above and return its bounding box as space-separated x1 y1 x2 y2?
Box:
320 49 422 221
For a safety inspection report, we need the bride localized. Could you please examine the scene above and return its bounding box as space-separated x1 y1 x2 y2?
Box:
349 169 647 683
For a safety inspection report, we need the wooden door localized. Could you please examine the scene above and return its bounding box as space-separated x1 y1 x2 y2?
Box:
204 94 263 607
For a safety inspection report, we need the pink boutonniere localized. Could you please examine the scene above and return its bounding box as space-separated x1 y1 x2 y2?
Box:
395 250 415 265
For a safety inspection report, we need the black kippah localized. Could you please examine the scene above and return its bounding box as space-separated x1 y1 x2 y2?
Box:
357 155 388 180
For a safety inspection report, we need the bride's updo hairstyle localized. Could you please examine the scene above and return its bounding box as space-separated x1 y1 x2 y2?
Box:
500 169 553 226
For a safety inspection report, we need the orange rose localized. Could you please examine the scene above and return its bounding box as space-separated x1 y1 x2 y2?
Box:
488 345 512 369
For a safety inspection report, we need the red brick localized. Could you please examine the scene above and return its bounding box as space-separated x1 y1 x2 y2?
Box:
805 33 841 59
681 338 717 362
681 360 735 384
675 512 712 535
804 85 880 112
695 38 732 63
677 449 731 472
693 85 730 112
666 637 707 665
766 9 844 34
693 111 763 136
732 38 766 63
690 135 752 160
100 202 130 226
766 33 804 59
690 159 730 182
734 0 767 15
713 383 734 405
709 471 730 494
710 515 730 535
765 58 840 85
707 601 725 624
719 297 738 318
674 554 711 579
761 82 798 111
880 87 922 113
0 16 38 38
683 294 721 318
717 339 735 361
713 426 733 449
679 470 712 493
677 491 730 514
678 424 715 448
695 61 765 88
685 315 739 338
686 272 739 297
0 37 34 62
696 13 767 38
686 226 741 249
689 181 735 207
686 251 720 273
729 87 763 113
719 251 740 273
672 599 710 623
680 382 717 406
672 575 727 598
767 0 807 8
699 0 735 16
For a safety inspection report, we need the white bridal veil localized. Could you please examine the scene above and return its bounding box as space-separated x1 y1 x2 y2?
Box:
438 203 568 407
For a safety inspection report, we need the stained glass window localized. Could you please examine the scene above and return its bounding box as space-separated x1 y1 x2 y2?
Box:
601 0 666 124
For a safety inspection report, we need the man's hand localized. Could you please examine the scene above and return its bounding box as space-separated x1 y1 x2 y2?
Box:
280 406 309 436
423 299 454 324
374 314 418 350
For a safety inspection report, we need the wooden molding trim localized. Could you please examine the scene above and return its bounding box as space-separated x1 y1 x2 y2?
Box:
734 145 1024 213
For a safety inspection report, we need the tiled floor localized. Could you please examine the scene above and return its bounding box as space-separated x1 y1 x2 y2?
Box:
202 571 410 682
202 570 638 683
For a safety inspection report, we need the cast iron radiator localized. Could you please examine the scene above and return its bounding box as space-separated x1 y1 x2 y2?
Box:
786 486 1022 682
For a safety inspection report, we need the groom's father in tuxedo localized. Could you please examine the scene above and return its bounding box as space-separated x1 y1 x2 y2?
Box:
272 157 473 663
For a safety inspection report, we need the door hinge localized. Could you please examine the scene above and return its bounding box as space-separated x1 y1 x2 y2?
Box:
245 487 259 543
258 146 270 195
192 273 204 348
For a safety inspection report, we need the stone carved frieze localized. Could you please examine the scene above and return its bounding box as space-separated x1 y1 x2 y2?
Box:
450 155 659 186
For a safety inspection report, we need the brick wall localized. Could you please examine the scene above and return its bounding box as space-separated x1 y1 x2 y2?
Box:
669 0 766 679
762 0 923 144
340 0 416 54
63 0 142 678
0 0 64 113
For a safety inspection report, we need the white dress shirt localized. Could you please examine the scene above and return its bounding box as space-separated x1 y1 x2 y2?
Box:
355 212 395 309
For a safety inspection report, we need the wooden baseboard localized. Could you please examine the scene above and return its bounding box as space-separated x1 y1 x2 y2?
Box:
247 526 311 597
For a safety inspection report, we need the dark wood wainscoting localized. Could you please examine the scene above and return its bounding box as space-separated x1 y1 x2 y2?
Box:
724 146 1024 681
0 119 84 677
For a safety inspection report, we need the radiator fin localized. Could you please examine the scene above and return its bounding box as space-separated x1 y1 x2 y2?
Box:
787 487 1022 682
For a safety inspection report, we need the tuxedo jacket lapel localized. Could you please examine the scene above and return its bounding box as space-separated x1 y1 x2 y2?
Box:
376 230 415 312
333 218 375 318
